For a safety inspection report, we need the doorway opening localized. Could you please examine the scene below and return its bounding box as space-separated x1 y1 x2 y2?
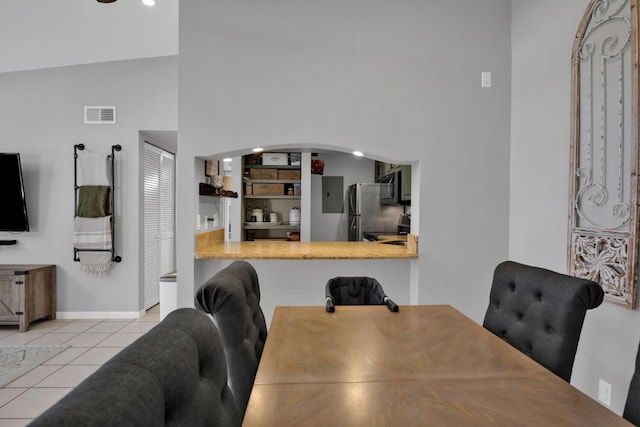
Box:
143 138 176 310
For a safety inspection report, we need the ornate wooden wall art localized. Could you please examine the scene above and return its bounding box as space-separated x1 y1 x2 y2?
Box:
569 0 638 308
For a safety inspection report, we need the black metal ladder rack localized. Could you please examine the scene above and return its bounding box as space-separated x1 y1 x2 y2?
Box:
73 143 122 263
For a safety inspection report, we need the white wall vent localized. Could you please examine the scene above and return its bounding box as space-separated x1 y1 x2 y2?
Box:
84 106 116 124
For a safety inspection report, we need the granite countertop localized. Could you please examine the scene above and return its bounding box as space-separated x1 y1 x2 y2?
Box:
194 229 418 260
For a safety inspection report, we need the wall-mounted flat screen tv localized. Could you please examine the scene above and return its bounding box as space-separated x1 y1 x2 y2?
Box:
0 153 29 232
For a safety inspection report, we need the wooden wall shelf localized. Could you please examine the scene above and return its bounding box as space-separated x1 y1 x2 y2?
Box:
199 182 238 198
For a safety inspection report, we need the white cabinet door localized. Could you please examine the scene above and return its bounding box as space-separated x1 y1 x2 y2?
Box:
144 143 175 310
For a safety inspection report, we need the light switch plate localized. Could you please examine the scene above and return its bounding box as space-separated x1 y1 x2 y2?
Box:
481 72 492 88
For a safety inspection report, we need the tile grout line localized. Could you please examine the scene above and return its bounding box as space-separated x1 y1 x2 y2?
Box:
0 307 160 424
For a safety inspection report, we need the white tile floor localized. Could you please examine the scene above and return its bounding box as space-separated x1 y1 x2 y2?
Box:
0 305 160 426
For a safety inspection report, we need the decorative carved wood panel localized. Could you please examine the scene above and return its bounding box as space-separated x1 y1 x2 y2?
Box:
569 0 639 308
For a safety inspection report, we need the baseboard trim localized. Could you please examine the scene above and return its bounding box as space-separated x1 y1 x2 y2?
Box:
56 310 145 320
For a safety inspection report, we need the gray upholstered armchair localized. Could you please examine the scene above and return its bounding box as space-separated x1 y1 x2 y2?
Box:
29 308 240 427
195 260 267 418
483 261 604 382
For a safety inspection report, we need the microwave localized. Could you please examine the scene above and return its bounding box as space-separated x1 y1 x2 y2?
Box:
379 167 411 205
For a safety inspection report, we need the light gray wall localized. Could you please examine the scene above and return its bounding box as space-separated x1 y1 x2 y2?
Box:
177 0 511 324
510 0 637 414
0 56 178 315
196 258 412 328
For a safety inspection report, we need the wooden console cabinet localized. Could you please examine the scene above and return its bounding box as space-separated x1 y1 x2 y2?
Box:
0 264 56 332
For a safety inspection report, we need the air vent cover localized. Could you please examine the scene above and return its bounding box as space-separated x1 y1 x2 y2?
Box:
84 106 116 124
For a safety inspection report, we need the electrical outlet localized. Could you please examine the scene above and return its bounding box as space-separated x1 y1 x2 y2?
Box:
598 379 612 406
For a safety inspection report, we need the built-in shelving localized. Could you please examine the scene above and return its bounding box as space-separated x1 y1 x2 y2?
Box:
242 154 302 241
244 195 301 199
245 164 300 170
243 224 300 230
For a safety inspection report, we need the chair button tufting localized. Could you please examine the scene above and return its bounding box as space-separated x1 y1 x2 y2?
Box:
509 283 516 292
516 312 523 320
547 326 553 334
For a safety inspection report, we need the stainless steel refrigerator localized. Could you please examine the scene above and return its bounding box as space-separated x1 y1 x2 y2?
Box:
348 183 404 241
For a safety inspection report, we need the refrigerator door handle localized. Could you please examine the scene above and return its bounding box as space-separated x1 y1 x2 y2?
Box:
348 215 360 241
348 185 357 215
385 178 395 199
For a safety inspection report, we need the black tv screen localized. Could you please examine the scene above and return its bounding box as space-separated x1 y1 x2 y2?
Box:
0 153 29 232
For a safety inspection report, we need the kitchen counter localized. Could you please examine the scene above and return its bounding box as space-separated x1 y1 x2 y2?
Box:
195 230 418 260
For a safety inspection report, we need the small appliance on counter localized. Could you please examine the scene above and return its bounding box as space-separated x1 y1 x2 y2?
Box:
398 213 411 235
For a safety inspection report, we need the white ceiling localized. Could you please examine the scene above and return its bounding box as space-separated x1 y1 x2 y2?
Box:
0 0 179 74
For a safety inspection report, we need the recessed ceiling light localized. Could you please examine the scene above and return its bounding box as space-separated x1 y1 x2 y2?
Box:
252 148 264 153
97 0 117 3
353 151 364 157
143 0 156 6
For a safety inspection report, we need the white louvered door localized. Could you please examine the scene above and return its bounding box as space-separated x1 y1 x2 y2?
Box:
143 143 175 310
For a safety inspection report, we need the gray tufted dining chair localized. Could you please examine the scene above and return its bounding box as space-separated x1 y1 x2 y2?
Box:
624 340 640 425
195 261 267 419
482 260 604 382
29 308 240 427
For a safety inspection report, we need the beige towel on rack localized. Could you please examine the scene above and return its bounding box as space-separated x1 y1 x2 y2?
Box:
77 151 110 186
73 216 112 274
77 186 111 217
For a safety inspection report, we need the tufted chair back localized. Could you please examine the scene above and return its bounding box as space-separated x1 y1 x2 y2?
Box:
482 261 604 382
325 276 399 312
29 308 240 427
624 340 640 425
195 260 267 418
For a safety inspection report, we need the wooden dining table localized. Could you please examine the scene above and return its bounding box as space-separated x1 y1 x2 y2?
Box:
242 305 630 426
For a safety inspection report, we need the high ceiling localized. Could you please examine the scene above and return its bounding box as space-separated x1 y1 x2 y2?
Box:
0 0 179 74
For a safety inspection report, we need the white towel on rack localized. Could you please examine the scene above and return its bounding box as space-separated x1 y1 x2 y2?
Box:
73 216 112 274
77 151 110 186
